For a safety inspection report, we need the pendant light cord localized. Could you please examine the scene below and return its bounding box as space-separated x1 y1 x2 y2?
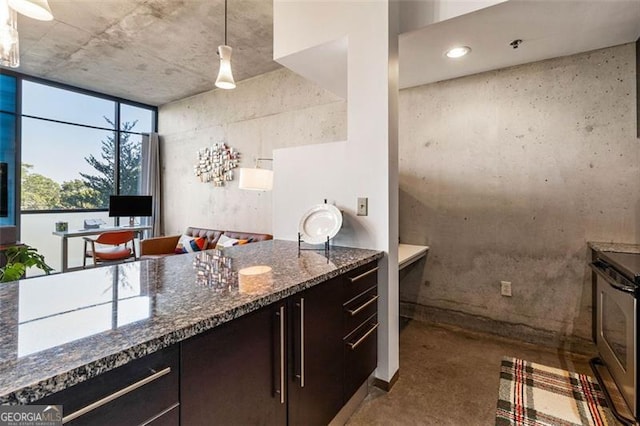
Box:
224 0 227 46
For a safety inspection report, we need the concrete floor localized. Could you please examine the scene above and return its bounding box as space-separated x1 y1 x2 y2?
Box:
347 319 595 425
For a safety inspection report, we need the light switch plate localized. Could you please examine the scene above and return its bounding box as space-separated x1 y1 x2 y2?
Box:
357 197 368 216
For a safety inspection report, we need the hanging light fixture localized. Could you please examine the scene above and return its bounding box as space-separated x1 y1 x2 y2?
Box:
0 0 19 68
8 0 53 21
215 0 235 89
0 0 53 68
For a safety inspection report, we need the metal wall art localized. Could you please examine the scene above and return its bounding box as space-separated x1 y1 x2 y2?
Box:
194 143 240 186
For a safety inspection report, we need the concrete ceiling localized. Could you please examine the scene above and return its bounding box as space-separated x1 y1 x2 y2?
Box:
4 0 639 106
400 0 640 89
8 0 280 106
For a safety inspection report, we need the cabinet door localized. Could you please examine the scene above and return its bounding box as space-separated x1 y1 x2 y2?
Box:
37 346 179 426
288 276 344 426
181 303 287 426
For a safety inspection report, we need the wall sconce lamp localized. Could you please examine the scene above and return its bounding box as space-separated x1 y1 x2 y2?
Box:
238 158 273 191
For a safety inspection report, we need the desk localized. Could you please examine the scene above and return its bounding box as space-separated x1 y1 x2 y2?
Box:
53 225 151 272
398 243 429 270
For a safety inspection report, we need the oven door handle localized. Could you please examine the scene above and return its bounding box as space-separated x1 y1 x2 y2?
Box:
590 262 636 294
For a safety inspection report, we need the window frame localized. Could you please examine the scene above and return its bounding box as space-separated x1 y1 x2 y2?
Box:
0 72 21 228
0 68 158 219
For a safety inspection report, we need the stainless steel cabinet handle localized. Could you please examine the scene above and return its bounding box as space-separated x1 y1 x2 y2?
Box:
277 305 286 404
347 322 379 350
295 298 305 388
140 402 180 426
349 267 379 283
347 294 379 316
62 367 172 423
590 262 636 294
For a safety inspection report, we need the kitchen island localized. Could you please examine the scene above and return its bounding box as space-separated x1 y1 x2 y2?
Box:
0 240 382 424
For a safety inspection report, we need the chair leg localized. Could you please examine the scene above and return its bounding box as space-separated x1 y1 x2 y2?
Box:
83 240 87 269
91 241 98 267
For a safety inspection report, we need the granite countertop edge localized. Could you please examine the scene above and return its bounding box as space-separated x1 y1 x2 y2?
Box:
588 241 640 254
2 251 383 404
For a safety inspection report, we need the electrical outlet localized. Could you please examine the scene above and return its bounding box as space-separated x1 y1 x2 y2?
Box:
501 281 512 297
357 197 368 216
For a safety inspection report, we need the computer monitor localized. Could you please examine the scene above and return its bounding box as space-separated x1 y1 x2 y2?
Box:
108 195 152 226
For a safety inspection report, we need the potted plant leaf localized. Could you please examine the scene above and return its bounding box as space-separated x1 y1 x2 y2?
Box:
0 244 53 282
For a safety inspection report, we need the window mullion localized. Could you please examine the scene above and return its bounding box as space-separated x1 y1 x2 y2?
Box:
114 102 120 226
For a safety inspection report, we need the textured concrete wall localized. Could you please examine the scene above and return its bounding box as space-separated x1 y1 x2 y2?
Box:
158 68 346 236
398 43 639 347
159 43 637 348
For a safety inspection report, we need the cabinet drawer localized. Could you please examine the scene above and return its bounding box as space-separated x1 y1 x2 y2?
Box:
344 314 378 402
143 404 179 426
344 261 378 302
343 286 378 336
38 346 179 426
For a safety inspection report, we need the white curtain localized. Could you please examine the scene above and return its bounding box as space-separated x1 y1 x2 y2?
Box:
141 133 162 237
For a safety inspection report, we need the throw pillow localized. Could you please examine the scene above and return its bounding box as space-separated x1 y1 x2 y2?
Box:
174 234 207 254
216 234 240 249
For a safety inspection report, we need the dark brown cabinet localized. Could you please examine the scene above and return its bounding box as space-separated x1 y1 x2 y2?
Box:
38 345 179 426
181 275 346 426
181 302 287 426
35 260 379 426
180 262 379 425
288 276 344 426
343 261 379 402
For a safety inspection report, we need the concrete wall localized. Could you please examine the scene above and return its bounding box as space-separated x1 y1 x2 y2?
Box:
158 42 637 350
398 43 638 350
158 68 346 236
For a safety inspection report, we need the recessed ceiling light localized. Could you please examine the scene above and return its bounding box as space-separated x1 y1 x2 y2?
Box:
445 46 471 59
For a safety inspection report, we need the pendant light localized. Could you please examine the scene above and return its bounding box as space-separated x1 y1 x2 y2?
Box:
215 0 235 90
0 0 19 68
0 0 53 68
8 0 53 21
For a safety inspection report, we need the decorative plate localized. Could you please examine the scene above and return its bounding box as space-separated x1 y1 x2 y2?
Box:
298 204 343 244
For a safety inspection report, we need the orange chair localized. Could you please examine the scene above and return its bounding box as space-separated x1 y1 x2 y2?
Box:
83 230 137 268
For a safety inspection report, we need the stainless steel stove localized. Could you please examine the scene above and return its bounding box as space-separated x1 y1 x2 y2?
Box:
591 251 640 424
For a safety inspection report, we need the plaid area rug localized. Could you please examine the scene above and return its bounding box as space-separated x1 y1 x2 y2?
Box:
496 357 617 426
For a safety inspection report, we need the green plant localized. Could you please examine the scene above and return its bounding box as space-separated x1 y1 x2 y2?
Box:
0 245 53 282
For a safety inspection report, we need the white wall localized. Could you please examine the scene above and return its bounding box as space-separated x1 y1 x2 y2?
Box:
273 0 400 384
399 0 507 33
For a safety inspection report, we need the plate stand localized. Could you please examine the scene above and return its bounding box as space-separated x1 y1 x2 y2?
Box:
298 232 330 258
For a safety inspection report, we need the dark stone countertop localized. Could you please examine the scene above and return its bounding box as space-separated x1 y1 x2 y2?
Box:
0 240 383 404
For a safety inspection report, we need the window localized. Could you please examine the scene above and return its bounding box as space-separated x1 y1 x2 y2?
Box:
22 81 115 129
0 73 17 226
21 117 115 209
18 80 156 211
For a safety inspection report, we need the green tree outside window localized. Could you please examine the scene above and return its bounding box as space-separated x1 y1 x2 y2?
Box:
21 118 140 210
